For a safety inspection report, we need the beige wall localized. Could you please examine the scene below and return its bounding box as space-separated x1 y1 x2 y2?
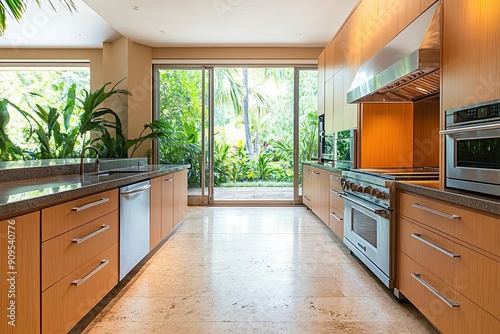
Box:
152 47 322 62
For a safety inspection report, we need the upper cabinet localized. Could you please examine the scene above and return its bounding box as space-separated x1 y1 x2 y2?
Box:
318 0 438 135
442 0 500 111
317 51 326 116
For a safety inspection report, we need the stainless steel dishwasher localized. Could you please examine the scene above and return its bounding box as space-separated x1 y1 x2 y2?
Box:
119 179 151 280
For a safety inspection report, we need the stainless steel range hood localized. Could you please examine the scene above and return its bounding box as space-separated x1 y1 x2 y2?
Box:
347 2 441 104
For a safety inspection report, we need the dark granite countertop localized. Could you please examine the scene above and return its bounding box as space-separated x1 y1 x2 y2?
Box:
0 164 189 220
302 161 345 175
397 181 500 216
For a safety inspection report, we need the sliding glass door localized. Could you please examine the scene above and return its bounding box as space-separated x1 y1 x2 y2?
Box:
154 67 211 205
154 65 317 205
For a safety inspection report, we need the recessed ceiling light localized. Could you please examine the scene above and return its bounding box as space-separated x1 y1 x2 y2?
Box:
296 33 302 38
132 6 140 10
159 30 166 35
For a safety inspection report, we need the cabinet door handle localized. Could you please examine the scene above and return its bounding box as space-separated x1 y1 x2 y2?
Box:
72 198 110 212
412 203 461 220
313 171 320 175
411 233 460 258
165 178 174 182
304 196 310 201
330 175 342 181
72 225 110 244
411 273 460 308
330 189 339 195
330 212 343 221
71 260 109 287
121 184 151 195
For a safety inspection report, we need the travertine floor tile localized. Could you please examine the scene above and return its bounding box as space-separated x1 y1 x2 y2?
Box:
82 207 437 334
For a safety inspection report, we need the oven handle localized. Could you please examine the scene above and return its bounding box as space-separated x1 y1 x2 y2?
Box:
439 122 500 135
339 193 389 218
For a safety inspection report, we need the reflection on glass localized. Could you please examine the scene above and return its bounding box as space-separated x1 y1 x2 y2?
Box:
352 209 377 248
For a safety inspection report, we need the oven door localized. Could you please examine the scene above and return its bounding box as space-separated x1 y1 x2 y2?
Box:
341 193 393 287
443 124 500 196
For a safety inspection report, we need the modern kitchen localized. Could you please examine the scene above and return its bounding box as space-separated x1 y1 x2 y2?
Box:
0 0 499 333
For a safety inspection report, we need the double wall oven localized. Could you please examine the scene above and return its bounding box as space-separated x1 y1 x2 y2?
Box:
442 99 500 197
341 168 439 288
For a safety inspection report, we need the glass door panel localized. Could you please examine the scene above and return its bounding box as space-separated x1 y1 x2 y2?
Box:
155 67 210 204
212 67 295 202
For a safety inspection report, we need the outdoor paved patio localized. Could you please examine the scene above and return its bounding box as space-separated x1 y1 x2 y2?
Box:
188 187 296 200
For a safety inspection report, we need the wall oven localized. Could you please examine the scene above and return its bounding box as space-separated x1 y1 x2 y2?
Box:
442 99 500 197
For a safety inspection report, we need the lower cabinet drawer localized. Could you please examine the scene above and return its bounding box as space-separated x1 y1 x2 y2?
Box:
329 208 344 239
41 243 118 334
399 217 500 319
329 189 344 214
398 252 500 334
399 252 456 334
41 211 119 291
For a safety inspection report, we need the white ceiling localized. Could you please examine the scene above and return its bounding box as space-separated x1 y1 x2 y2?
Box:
0 0 358 48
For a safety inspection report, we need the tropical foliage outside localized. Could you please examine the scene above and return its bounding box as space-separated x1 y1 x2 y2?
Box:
0 67 318 191
0 71 165 160
157 67 318 188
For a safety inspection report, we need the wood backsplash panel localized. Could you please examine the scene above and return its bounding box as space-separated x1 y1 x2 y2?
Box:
360 103 414 168
413 101 440 167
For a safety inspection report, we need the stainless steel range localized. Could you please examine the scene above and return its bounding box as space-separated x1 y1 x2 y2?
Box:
340 167 439 288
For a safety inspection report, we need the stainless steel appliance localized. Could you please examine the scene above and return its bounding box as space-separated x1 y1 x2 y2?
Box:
347 2 441 103
119 180 151 280
341 168 439 288
442 99 500 197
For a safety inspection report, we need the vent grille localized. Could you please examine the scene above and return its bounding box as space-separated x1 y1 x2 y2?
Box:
379 70 440 101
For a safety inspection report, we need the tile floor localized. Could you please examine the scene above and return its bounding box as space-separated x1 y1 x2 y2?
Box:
81 207 438 334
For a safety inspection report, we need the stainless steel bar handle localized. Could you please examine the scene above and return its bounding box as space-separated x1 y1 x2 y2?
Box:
71 260 109 287
121 184 151 195
330 175 342 181
313 171 320 175
439 123 500 135
72 198 110 212
411 273 460 308
303 196 311 201
72 225 110 244
339 193 389 218
411 233 460 258
330 212 343 221
412 203 461 220
165 178 174 182
330 189 340 195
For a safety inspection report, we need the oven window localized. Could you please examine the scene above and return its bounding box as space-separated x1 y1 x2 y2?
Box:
457 138 500 169
352 209 377 248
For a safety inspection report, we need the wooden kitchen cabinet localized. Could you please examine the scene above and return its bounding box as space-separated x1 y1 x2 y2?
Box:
329 174 344 239
317 51 326 117
312 168 330 224
324 77 334 135
41 189 119 333
173 169 188 227
397 191 500 333
161 173 175 237
150 169 188 247
302 165 313 209
0 212 40 334
150 176 163 250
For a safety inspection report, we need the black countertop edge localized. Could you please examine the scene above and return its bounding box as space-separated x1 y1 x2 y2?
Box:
302 161 345 175
397 182 500 216
0 164 189 220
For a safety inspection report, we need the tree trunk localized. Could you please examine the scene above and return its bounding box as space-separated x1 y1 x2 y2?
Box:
242 68 253 157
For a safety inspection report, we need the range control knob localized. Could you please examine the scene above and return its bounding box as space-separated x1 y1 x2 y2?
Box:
344 181 351 190
376 191 387 199
357 186 365 193
351 184 358 191
363 186 372 194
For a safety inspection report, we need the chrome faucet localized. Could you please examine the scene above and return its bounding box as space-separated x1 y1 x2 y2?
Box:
80 145 100 175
